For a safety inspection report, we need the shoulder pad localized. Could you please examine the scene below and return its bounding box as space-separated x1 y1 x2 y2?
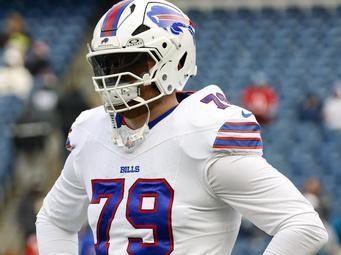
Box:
65 106 107 152
179 85 263 156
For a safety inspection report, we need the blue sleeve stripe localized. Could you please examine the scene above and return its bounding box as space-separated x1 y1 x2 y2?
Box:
213 138 263 148
219 122 260 132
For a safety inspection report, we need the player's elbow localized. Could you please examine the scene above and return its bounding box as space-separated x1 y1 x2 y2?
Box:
300 223 329 252
310 223 329 249
302 213 329 247
281 212 329 251
317 226 329 247
35 204 55 230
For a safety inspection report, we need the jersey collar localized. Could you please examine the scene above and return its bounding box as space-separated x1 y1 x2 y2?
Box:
114 91 194 130
147 105 177 129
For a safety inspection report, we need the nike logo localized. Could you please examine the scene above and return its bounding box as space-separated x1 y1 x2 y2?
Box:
241 110 253 118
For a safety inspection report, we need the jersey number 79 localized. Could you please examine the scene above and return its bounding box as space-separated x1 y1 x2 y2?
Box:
91 178 174 255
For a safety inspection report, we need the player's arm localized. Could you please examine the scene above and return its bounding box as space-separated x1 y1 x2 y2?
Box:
36 150 89 255
206 155 328 255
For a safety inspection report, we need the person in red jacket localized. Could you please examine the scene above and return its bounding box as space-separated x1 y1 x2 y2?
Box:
242 72 278 125
24 234 38 255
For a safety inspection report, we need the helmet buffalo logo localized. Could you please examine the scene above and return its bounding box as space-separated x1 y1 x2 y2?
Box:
101 38 109 44
147 5 194 36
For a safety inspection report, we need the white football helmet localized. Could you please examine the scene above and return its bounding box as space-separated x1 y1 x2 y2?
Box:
87 0 196 148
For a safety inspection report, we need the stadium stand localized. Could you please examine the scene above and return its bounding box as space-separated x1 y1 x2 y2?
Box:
0 1 341 254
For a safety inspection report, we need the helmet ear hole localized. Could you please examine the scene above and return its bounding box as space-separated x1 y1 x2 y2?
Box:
178 52 187 70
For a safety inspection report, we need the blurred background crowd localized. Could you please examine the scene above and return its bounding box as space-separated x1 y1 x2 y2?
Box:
0 0 340 254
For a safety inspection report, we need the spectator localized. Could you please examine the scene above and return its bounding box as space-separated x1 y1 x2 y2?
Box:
17 185 45 240
0 46 33 101
242 72 278 125
323 82 341 132
16 184 44 255
298 92 322 123
303 177 329 220
57 84 90 141
26 40 52 76
12 43 57 154
26 40 57 88
13 84 59 153
303 177 340 255
24 234 38 255
0 12 31 53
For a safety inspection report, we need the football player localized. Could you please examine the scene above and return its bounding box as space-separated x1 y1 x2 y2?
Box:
36 0 328 254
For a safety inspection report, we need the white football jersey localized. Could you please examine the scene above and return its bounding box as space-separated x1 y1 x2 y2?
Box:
39 85 323 255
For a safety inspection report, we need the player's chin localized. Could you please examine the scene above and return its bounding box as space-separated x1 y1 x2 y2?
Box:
117 102 148 119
